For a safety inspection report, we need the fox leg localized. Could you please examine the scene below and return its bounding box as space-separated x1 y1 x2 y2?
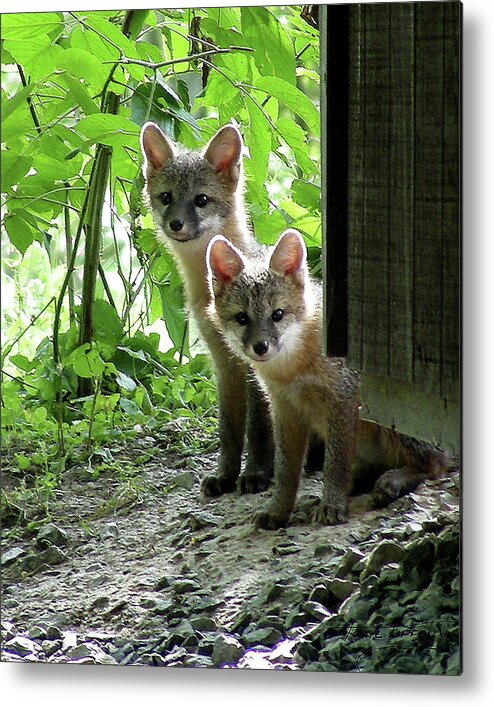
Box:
255 403 308 530
313 408 357 525
239 376 274 494
201 350 247 497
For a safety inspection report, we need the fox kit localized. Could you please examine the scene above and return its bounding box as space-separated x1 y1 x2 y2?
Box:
140 122 274 496
207 229 451 529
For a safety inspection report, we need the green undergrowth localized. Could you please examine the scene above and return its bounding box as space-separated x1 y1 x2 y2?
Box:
1 7 320 534
1 327 218 530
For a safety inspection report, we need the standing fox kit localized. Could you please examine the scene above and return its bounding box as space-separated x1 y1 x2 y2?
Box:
207 229 451 530
140 122 274 496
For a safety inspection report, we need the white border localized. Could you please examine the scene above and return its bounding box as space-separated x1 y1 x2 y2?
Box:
2 0 494 703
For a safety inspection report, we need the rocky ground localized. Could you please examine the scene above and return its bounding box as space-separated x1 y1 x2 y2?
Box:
1 424 461 674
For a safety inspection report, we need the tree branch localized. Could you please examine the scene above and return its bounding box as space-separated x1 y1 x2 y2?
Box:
109 45 253 70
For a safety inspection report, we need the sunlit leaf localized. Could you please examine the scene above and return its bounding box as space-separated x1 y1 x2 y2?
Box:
277 117 317 176
241 7 296 85
1 12 63 40
93 299 124 348
116 371 137 392
4 213 35 254
57 49 107 92
245 100 271 188
4 38 62 80
255 76 320 136
1 151 32 193
78 114 140 148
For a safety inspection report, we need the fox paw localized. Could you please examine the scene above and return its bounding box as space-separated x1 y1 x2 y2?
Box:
254 509 289 530
372 469 422 507
312 500 348 525
201 474 237 497
238 469 271 494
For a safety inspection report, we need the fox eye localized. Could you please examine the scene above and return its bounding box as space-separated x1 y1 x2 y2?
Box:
235 312 249 326
160 191 172 205
272 309 284 322
194 194 209 208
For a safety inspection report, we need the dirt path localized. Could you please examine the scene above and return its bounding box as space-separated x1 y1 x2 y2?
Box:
1 428 460 672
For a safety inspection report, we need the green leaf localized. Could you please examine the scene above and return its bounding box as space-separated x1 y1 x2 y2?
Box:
77 114 140 149
119 397 141 416
208 7 240 30
65 345 105 378
202 70 239 107
241 7 296 85
291 179 321 212
218 92 244 126
61 75 98 116
30 406 49 425
216 50 252 86
277 117 317 176
131 83 199 137
4 38 62 80
115 371 137 393
57 49 107 92
92 299 123 349
71 20 115 57
287 213 322 244
1 151 32 193
296 67 320 83
10 354 35 372
15 454 31 470
117 346 147 363
1 84 35 123
75 351 106 378
199 17 243 50
136 40 163 66
155 282 187 353
31 153 72 183
83 15 145 82
1 12 63 40
244 168 269 213
136 228 159 256
255 77 320 136
245 100 271 189
1 106 33 143
128 10 149 40
4 213 35 254
251 209 289 246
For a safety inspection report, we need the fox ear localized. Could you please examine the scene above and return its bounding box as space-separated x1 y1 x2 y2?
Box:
269 229 307 283
140 122 174 177
207 235 245 297
203 125 242 181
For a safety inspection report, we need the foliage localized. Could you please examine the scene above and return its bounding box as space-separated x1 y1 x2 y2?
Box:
1 6 320 505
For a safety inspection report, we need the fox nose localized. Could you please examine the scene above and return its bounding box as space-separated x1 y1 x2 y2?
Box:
253 340 269 356
169 219 183 232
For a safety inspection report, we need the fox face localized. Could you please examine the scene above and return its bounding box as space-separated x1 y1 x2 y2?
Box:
140 123 242 244
207 230 311 364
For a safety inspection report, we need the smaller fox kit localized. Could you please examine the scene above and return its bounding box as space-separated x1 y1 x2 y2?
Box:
140 123 274 496
207 229 451 529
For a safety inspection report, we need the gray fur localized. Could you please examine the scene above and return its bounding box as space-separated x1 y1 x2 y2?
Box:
146 152 234 243
209 230 452 530
140 123 275 495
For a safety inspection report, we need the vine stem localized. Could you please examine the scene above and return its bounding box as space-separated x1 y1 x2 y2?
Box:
77 9 136 397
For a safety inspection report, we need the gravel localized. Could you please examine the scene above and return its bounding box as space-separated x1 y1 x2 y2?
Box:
1 432 460 674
